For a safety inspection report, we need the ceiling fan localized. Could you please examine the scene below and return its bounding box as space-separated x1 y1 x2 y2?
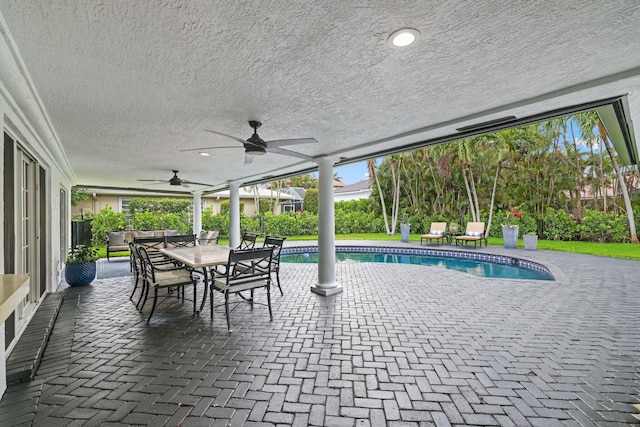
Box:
180 121 318 164
138 170 214 188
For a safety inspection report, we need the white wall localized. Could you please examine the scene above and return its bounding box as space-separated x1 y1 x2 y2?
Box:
333 189 371 202
0 13 73 359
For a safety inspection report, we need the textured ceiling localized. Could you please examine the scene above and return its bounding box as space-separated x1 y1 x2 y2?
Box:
2 0 640 192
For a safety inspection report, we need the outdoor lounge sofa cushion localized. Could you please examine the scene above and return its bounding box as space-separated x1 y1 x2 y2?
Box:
107 231 129 260
107 231 126 248
198 230 220 245
134 230 155 238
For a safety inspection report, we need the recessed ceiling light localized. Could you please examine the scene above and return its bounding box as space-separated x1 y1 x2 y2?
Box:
199 152 210 156
388 28 420 48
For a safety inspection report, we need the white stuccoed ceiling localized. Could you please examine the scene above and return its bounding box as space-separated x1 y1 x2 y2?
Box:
1 1 640 192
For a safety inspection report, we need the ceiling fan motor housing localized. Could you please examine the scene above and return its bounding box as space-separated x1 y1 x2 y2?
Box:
245 121 267 154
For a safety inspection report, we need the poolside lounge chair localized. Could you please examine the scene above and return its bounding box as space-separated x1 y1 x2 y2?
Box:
455 222 487 248
420 222 447 246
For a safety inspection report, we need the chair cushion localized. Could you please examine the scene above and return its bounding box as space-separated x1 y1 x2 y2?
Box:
466 231 483 236
107 231 125 246
164 229 180 236
212 278 269 292
151 269 194 287
429 230 444 235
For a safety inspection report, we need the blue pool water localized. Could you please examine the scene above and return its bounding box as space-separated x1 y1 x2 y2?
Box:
281 248 554 281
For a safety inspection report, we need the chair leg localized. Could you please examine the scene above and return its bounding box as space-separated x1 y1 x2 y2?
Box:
138 280 149 310
224 292 231 331
210 287 215 320
193 281 197 314
130 272 139 301
267 284 273 321
147 287 158 323
275 270 283 296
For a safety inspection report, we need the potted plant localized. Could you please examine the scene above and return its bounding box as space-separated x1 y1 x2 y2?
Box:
501 207 521 248
448 222 460 233
523 232 538 250
400 214 411 243
65 245 99 286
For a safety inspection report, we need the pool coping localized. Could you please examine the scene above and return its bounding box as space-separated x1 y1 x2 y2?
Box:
281 245 555 280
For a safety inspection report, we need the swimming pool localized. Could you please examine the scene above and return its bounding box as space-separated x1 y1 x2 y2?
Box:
281 246 554 281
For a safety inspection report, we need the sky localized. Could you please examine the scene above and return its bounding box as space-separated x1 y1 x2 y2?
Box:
306 161 370 185
335 162 369 184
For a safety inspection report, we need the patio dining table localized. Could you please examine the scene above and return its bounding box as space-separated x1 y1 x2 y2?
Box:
160 244 231 314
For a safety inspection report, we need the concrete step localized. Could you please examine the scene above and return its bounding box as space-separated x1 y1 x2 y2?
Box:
5 293 64 384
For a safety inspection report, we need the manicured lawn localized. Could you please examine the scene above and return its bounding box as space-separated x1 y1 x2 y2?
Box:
92 233 640 260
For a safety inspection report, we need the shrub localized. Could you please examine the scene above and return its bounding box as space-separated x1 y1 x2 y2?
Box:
128 197 192 216
264 212 304 236
159 213 190 233
303 189 319 214
133 211 159 231
578 209 628 242
241 215 261 235
543 207 577 241
91 205 126 245
202 206 228 237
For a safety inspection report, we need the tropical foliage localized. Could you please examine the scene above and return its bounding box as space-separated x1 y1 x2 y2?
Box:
366 113 639 242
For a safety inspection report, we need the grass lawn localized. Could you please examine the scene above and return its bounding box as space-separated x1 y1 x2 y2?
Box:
93 233 640 261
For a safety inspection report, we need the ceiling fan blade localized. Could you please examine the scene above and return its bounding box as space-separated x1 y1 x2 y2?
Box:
204 129 247 144
138 179 167 182
182 180 215 187
140 181 170 187
179 145 240 152
266 138 318 148
267 146 314 160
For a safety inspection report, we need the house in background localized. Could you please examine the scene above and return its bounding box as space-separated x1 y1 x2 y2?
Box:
279 187 306 212
72 187 295 219
334 180 372 202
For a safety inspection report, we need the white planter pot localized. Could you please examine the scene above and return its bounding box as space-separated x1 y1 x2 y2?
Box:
400 224 410 242
523 235 538 250
502 226 519 248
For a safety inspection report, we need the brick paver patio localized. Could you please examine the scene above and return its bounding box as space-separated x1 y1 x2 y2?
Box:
1 242 639 426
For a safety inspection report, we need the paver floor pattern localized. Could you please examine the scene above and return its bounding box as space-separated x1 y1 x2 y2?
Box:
1 248 639 426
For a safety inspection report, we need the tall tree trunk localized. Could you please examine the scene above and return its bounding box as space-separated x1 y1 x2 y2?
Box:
462 167 477 222
598 122 638 243
389 158 402 233
486 161 502 237
368 160 391 234
468 164 480 220
569 124 583 218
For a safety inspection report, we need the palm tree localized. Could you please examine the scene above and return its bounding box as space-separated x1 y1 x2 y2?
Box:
576 112 637 243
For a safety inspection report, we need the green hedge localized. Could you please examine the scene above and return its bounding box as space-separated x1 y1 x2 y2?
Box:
89 202 636 243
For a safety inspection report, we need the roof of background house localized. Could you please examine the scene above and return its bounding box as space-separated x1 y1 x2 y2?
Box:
281 187 306 200
334 180 371 194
